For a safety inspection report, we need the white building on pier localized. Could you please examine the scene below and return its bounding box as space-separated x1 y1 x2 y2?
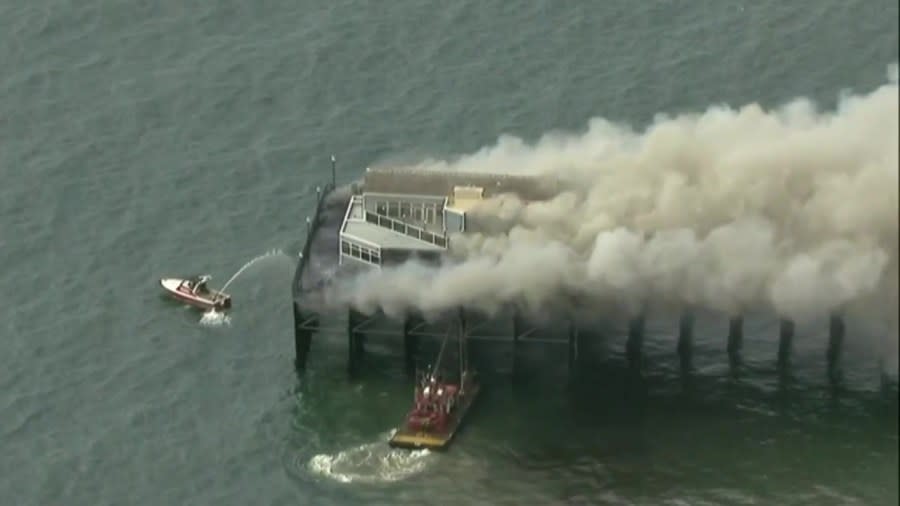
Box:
337 167 556 268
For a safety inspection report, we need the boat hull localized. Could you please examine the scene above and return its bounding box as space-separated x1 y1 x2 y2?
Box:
388 382 480 451
159 278 232 311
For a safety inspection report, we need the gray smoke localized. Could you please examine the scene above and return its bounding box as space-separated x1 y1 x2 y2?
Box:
332 64 898 330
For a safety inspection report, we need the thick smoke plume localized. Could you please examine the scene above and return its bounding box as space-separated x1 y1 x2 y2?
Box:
332 64 898 327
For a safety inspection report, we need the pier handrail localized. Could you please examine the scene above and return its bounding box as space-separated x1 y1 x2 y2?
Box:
292 181 336 296
364 209 448 248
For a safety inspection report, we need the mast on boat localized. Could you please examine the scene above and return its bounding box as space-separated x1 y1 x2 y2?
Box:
457 308 466 393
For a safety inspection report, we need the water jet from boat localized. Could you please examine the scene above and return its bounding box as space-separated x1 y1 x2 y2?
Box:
219 248 287 294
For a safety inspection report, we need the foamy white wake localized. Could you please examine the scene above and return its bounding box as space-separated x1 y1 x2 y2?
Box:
307 430 433 484
199 309 231 327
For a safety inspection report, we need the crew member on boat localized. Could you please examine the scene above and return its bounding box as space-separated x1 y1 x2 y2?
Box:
406 368 466 430
191 276 210 295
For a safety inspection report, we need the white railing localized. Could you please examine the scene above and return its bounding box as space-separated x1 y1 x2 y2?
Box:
339 195 384 268
341 194 449 250
341 239 382 267
364 210 448 248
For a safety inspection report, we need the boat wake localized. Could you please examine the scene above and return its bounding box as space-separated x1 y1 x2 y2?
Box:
307 430 433 484
199 309 231 327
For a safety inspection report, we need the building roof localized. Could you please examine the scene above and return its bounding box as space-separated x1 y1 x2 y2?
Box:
363 167 559 201
446 185 484 212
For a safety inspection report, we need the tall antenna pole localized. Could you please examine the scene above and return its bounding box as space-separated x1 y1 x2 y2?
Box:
330 154 336 189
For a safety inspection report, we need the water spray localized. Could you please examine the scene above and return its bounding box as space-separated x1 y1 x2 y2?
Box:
219 248 287 294
200 309 231 327
198 249 288 322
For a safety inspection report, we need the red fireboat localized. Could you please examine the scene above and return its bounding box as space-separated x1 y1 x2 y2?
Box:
389 315 480 450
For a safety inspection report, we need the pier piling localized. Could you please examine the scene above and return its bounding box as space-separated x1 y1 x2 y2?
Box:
626 315 645 370
727 315 743 366
293 305 314 371
567 321 580 373
677 311 694 371
347 309 368 376
293 299 878 389
827 313 845 383
778 319 794 370
512 310 522 378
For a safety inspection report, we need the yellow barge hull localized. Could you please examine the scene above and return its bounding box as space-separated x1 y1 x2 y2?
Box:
388 383 481 451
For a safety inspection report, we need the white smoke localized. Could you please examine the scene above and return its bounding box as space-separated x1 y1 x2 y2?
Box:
332 64 899 326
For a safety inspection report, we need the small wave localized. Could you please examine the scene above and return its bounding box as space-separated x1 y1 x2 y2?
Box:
199 309 231 327
307 430 433 484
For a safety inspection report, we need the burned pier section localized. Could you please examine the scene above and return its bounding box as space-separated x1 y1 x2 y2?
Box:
290 162 875 392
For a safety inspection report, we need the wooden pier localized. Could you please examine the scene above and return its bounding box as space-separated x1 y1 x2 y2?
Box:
290 159 890 393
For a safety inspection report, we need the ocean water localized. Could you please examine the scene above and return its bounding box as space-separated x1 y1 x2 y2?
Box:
1 0 897 505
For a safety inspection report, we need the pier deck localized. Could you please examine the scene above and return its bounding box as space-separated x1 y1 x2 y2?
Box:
295 189 355 310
